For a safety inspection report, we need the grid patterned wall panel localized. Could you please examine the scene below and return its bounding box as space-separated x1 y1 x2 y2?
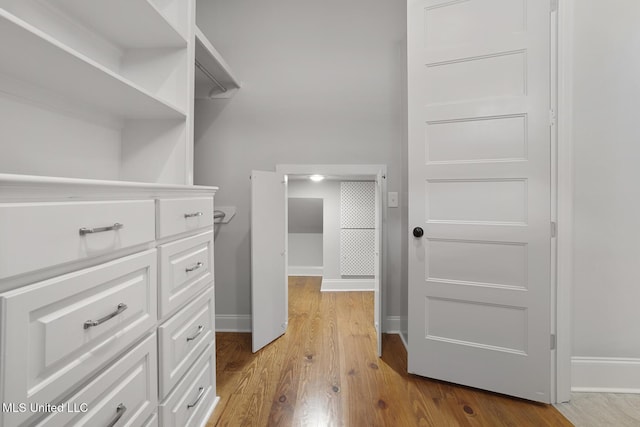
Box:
340 182 375 228
340 181 375 276
340 229 375 276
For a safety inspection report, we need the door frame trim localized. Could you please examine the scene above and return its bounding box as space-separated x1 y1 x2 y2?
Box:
276 163 388 348
555 0 574 404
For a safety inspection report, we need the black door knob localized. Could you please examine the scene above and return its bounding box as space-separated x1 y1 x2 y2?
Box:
413 227 424 238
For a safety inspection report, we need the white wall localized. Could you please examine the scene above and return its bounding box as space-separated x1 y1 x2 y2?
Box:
288 180 341 279
194 0 405 318
288 234 323 267
572 0 640 361
288 195 323 268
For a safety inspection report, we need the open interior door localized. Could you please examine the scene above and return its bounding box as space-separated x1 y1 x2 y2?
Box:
407 0 553 402
374 171 383 357
251 170 287 352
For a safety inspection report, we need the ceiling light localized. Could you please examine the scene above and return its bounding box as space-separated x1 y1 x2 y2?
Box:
309 174 325 182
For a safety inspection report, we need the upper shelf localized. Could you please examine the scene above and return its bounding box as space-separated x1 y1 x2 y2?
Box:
45 0 187 49
194 26 241 99
0 9 186 120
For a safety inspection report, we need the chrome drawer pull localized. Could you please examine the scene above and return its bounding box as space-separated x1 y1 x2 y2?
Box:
185 262 203 273
79 222 123 236
106 403 126 427
184 212 204 218
187 387 205 409
84 303 128 330
186 325 204 342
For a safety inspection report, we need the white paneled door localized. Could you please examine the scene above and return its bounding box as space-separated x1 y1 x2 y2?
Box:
408 0 553 402
251 170 287 353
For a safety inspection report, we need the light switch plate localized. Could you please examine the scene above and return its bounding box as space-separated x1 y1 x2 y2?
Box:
388 192 398 208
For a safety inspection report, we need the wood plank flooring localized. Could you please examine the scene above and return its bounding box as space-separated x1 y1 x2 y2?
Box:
207 276 572 426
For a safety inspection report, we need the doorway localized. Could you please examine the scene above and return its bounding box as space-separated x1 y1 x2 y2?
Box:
276 165 386 354
286 177 378 289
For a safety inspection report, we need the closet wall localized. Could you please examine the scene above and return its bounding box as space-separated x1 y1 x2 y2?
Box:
194 0 405 325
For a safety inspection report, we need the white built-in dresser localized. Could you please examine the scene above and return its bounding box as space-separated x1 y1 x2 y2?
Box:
0 0 239 426
0 176 219 427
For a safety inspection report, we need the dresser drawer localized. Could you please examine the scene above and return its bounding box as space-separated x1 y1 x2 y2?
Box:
143 412 159 427
35 333 158 427
0 250 157 427
158 230 213 319
0 199 155 279
156 197 213 239
160 344 217 427
158 289 215 398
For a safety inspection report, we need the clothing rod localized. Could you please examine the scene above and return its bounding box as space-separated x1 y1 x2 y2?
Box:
195 59 228 94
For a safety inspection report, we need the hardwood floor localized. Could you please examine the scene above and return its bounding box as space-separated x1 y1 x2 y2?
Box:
207 276 572 426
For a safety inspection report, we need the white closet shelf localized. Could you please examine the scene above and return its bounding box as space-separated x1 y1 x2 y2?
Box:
0 10 186 120
195 26 241 99
46 0 187 48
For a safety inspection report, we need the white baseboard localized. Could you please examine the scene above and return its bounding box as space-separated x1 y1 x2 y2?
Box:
398 331 408 351
385 316 401 333
216 315 251 332
384 316 408 350
288 266 323 276
571 357 640 393
321 278 374 292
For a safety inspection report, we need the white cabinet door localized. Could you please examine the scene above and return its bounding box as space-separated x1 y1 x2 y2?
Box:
158 230 214 319
0 199 155 280
158 288 215 398
159 344 217 427
0 250 157 427
407 0 552 402
156 197 214 239
35 333 158 427
250 170 287 353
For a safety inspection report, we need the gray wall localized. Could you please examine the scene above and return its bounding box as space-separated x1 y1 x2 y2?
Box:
572 0 640 358
288 197 323 233
194 0 406 319
288 180 340 278
288 196 323 268
288 234 323 267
